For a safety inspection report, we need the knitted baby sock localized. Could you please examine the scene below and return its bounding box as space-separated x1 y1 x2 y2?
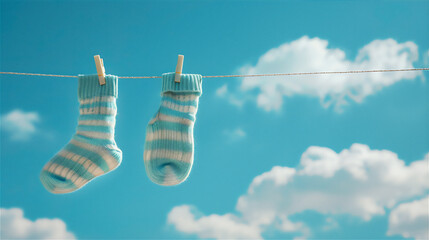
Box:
40 75 122 194
144 73 202 186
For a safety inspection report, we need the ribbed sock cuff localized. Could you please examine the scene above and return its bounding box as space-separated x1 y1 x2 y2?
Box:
161 72 202 95
78 75 118 99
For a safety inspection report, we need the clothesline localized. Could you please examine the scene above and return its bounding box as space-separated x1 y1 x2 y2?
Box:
0 68 429 79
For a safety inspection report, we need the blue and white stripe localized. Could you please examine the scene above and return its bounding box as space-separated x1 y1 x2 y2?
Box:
144 73 202 186
40 75 122 194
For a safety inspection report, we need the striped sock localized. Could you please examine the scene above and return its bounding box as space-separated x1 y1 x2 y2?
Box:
40 75 122 194
144 73 202 186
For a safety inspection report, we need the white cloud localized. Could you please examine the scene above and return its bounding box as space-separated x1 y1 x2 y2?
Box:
219 36 422 112
1 109 40 141
223 128 246 142
168 144 429 239
0 208 75 239
248 166 295 194
387 196 429 240
167 205 262 239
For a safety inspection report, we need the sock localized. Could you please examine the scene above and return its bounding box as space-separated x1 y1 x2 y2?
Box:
40 75 122 194
144 73 202 186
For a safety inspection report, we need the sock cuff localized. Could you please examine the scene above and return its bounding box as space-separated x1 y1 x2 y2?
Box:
161 73 202 95
78 75 118 99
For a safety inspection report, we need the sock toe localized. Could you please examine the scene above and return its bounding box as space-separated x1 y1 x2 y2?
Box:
40 170 79 194
146 159 191 186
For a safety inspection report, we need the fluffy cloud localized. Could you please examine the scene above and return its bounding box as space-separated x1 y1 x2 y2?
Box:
1 109 40 141
239 145 428 222
387 196 429 240
0 208 75 239
167 205 262 239
219 36 422 112
167 144 429 239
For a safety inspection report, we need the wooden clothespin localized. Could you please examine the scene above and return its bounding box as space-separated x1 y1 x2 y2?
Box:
175 55 184 83
94 55 106 85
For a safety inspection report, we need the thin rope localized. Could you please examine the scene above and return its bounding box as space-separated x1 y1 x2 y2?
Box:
0 72 76 78
203 68 429 78
1 68 428 79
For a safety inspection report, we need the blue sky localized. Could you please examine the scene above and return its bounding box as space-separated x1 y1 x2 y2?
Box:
1 0 428 239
